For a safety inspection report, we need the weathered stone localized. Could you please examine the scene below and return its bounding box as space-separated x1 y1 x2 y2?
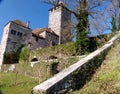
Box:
0 1 71 67
33 31 120 94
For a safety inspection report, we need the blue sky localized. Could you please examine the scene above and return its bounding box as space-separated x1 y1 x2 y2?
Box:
0 0 51 42
0 0 114 42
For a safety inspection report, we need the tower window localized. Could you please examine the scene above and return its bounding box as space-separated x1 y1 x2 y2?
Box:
20 33 23 37
13 31 16 35
11 30 16 35
11 30 14 34
36 37 38 42
17 32 20 36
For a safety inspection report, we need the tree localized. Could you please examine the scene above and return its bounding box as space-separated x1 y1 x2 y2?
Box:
74 0 90 55
111 16 117 33
108 0 119 32
75 18 90 55
41 0 115 54
42 0 74 44
118 16 120 30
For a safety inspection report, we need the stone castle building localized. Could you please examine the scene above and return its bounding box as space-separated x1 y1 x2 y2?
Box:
0 1 71 68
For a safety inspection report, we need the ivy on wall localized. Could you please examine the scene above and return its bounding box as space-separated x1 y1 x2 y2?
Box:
3 45 25 64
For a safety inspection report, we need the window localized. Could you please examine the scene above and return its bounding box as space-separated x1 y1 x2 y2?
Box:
11 30 23 37
11 30 16 35
36 37 38 42
17 32 20 36
11 30 14 34
20 33 23 37
13 30 16 35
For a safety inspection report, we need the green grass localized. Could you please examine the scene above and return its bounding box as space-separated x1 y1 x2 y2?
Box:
0 42 76 94
73 42 120 94
0 72 38 94
29 42 76 60
0 56 78 94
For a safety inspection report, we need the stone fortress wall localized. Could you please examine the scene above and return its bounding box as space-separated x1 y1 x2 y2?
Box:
0 0 71 68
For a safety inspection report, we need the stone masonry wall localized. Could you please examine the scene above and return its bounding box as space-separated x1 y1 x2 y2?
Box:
49 6 71 44
33 31 120 94
49 6 62 37
5 22 32 52
0 21 32 65
0 23 11 67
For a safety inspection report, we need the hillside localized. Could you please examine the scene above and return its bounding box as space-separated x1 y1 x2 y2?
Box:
1 35 120 94
0 42 78 94
73 42 120 94
0 72 38 94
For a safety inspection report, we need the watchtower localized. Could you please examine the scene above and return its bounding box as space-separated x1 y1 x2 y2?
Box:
0 20 31 65
48 0 71 44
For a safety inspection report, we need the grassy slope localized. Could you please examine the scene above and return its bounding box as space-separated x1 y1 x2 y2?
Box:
73 42 120 94
0 42 77 94
0 72 38 94
29 42 76 60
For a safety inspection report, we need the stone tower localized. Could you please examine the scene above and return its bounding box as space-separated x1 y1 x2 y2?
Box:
0 20 31 66
48 0 71 44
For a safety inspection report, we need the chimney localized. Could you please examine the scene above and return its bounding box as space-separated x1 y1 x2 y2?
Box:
26 21 30 28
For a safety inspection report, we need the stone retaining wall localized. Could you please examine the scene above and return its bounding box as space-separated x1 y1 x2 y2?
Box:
33 31 120 94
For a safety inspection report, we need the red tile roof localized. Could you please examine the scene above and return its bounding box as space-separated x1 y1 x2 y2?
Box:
32 27 59 37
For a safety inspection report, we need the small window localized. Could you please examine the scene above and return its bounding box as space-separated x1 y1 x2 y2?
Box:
36 37 38 42
13 30 16 35
11 30 14 34
11 30 16 35
17 32 20 36
11 30 18 35
20 33 23 37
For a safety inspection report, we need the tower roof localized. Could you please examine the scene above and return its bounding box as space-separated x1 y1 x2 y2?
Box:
49 0 68 11
14 20 26 27
32 27 59 38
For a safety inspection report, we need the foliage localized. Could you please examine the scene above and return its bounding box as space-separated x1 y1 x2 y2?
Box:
43 0 114 55
75 10 90 55
19 47 29 63
3 46 23 64
111 16 117 33
30 42 76 60
88 37 98 52
118 16 120 30
3 46 29 64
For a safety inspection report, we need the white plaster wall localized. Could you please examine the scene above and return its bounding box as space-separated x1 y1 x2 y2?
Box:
49 7 62 36
48 6 71 44
39 31 46 38
0 21 32 66
0 22 11 67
